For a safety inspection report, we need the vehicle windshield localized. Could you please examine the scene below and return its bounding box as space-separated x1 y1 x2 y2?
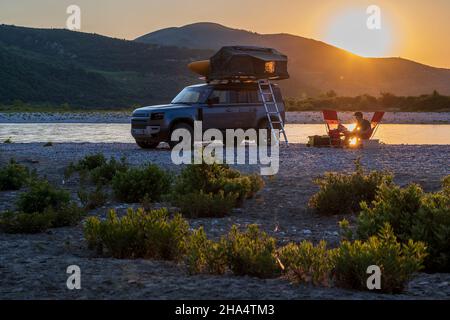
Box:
171 87 210 104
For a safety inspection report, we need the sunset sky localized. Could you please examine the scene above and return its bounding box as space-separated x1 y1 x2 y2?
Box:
1 0 449 68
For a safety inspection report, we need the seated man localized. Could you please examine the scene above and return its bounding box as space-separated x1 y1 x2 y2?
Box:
353 112 372 139
344 112 372 145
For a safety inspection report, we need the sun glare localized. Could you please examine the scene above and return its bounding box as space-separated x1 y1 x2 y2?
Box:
323 7 394 57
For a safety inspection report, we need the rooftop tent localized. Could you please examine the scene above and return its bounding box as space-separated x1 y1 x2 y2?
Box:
208 46 290 81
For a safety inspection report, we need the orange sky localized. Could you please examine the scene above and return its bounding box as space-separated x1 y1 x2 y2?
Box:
1 0 449 68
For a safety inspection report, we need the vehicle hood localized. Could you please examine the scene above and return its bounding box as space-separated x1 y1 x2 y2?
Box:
134 104 194 113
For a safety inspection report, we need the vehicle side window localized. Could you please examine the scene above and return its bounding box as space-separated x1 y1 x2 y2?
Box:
248 90 262 103
208 90 230 104
229 90 250 104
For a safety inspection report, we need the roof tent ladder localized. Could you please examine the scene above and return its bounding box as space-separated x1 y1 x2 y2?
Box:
258 79 289 146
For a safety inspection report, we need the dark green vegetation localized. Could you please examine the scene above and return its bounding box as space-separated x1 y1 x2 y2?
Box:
84 208 189 260
66 154 128 185
0 159 30 191
310 160 450 273
285 91 450 112
351 179 450 272
0 179 84 234
309 159 393 215
172 163 264 217
0 25 211 108
84 210 426 293
112 164 172 203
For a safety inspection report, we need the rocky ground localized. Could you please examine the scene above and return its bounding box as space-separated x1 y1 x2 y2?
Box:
0 142 449 300
1 111 449 124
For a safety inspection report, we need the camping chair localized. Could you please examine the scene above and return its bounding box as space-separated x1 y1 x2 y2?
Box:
360 112 385 140
323 110 343 146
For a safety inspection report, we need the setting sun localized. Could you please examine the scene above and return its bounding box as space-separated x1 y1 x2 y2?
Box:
323 7 395 57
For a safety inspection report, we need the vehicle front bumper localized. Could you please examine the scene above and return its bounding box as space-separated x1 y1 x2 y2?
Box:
131 117 170 141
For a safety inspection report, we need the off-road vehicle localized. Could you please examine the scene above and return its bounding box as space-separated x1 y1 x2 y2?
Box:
131 82 285 149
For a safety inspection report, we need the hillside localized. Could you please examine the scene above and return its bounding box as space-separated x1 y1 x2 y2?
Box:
0 25 211 108
136 22 450 97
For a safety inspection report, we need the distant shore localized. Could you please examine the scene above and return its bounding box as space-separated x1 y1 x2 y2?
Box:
1 111 450 124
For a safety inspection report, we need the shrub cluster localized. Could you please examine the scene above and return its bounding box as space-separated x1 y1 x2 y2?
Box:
0 179 84 234
334 224 426 293
66 154 128 185
354 180 450 272
277 240 335 286
84 208 189 260
112 164 172 203
309 159 392 215
78 186 108 210
225 225 281 278
277 224 426 293
172 163 264 217
0 159 30 191
185 227 228 275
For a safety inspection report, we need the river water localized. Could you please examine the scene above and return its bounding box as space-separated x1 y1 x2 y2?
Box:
1 123 449 145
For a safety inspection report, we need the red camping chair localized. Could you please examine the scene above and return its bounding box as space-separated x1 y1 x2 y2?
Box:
323 110 343 146
365 111 385 140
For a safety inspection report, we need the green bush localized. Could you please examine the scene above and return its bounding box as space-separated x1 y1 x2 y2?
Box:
225 225 281 278
112 164 172 203
172 163 264 217
334 224 426 293
0 211 53 234
0 179 85 233
309 159 392 215
89 157 128 185
50 203 85 228
356 182 450 272
0 159 30 191
78 186 108 210
185 227 228 275
84 208 189 260
16 179 71 214
174 191 237 218
66 154 128 185
174 163 264 201
278 241 336 286
0 203 84 234
69 153 107 172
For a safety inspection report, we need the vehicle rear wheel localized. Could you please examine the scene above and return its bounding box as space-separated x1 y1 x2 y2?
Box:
169 122 194 149
135 139 160 149
257 119 280 146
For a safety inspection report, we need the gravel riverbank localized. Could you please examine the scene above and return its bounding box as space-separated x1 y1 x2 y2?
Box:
0 142 449 299
1 111 449 124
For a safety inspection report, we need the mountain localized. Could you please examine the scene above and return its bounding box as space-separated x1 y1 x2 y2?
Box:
136 22 450 97
0 24 212 108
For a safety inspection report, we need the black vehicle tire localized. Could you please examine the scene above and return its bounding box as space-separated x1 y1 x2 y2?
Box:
135 139 160 149
257 119 280 146
169 122 194 149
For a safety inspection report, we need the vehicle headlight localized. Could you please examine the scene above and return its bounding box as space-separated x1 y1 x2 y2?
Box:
151 112 165 120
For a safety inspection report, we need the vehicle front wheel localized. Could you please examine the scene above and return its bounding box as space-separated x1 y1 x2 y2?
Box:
169 122 194 149
135 139 160 149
